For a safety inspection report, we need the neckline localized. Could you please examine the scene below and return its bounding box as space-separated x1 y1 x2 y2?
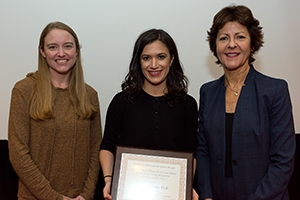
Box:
141 89 165 98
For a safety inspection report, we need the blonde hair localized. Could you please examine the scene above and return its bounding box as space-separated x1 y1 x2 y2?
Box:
29 21 97 120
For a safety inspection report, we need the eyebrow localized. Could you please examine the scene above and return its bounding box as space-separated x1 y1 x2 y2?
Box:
46 43 57 46
46 42 74 46
141 52 167 56
64 42 75 45
218 31 247 36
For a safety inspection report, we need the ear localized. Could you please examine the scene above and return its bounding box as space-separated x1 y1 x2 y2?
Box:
40 47 46 58
170 55 174 66
251 45 256 53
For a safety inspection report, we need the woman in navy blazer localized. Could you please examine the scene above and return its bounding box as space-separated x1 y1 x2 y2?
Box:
195 5 296 200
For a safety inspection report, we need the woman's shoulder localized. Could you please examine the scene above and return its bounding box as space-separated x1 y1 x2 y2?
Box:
110 91 126 103
252 69 288 91
247 65 285 84
13 71 37 92
106 91 128 111
185 94 197 103
200 76 224 91
255 70 287 84
85 83 98 95
177 94 197 109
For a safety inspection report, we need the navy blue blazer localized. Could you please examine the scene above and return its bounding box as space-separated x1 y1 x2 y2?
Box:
196 66 295 200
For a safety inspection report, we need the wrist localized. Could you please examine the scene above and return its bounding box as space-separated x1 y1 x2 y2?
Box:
105 180 112 185
104 174 112 185
104 174 112 179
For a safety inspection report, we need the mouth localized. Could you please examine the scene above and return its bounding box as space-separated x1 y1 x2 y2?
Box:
149 70 162 76
226 53 239 58
56 59 68 63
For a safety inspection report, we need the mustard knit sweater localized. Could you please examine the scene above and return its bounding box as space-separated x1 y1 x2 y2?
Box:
8 72 102 200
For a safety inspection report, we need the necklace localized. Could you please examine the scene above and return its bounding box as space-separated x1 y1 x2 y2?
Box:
225 78 246 96
227 86 239 96
224 66 250 97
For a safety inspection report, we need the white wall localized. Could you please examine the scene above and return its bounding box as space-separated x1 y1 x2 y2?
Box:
1 0 299 139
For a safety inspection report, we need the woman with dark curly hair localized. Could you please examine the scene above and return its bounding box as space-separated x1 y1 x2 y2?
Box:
195 5 295 200
121 29 188 104
100 29 198 200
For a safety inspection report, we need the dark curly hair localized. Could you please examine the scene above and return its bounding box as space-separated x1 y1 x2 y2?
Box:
122 29 188 104
207 5 264 64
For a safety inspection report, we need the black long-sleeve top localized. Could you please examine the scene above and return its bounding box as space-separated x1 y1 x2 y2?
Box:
100 90 198 154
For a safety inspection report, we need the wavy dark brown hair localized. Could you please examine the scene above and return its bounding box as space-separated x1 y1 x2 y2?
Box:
122 29 188 104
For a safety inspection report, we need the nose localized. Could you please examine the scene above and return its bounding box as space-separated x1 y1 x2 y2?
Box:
150 58 158 68
228 38 237 48
57 47 65 56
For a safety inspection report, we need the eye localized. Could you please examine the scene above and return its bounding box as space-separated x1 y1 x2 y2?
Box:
64 43 74 50
48 45 57 50
141 56 150 61
158 54 166 60
219 36 227 41
237 35 246 40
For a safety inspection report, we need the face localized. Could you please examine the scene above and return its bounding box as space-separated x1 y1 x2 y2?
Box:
216 21 251 71
40 29 77 77
140 40 173 91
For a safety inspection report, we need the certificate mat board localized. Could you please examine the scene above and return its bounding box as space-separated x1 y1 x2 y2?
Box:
111 146 193 200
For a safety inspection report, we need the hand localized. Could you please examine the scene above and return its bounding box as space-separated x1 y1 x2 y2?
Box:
62 196 77 200
204 198 213 200
62 195 85 200
75 195 85 200
192 188 199 200
62 196 73 200
103 181 112 200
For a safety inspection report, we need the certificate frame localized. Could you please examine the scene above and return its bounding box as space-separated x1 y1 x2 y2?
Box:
111 146 193 200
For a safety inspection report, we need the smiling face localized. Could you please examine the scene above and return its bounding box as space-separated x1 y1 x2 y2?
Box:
40 29 77 78
140 40 173 94
216 21 251 71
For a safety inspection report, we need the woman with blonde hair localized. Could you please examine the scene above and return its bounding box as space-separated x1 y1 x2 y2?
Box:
8 21 102 200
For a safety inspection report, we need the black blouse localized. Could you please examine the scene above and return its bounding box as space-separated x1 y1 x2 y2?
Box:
100 90 198 154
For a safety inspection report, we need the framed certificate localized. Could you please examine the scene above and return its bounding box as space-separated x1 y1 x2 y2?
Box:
111 146 193 200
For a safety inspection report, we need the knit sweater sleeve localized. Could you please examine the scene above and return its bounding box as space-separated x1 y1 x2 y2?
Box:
8 86 63 200
80 86 102 200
